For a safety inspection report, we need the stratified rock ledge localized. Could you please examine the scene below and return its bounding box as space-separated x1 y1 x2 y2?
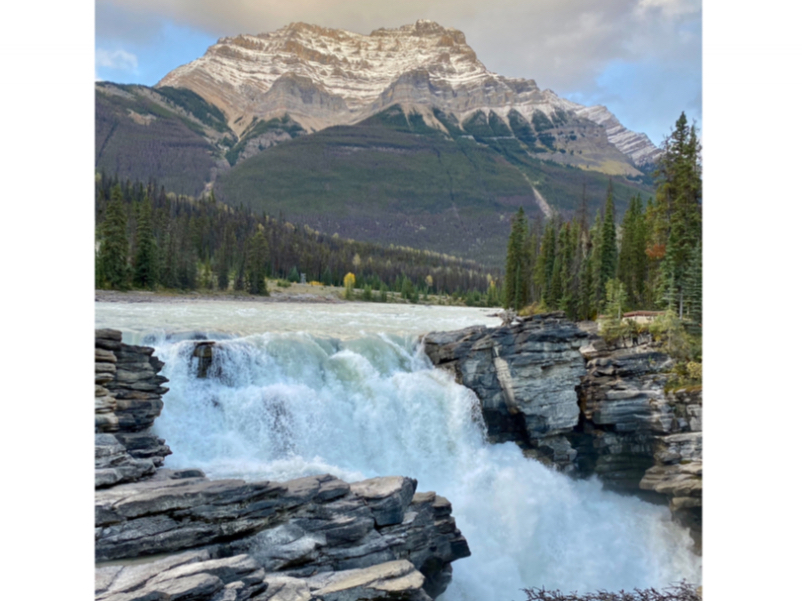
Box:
423 313 702 550
94 329 470 601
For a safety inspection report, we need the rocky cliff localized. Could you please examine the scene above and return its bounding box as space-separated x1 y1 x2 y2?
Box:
422 314 702 549
423 313 588 470
157 20 657 170
94 329 470 601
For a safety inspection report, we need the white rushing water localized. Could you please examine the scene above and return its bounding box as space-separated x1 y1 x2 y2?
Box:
96 301 701 599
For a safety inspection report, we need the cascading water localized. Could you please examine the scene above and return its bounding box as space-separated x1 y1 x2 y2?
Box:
96 301 700 599
141 326 701 601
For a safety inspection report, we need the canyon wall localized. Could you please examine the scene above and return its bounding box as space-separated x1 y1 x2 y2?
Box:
94 330 470 601
422 313 702 548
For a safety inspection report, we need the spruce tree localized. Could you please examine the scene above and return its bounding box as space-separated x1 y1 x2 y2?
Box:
685 241 702 325
534 219 556 308
246 229 269 295
589 210 604 310
599 181 618 296
652 112 702 314
618 195 647 309
503 208 528 310
133 197 159 289
98 184 130 289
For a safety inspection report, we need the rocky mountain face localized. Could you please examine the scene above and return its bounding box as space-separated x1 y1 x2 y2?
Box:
94 330 470 601
157 20 658 169
422 314 702 550
95 20 660 266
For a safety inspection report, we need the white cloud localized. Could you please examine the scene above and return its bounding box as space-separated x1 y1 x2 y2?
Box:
96 48 139 71
637 0 700 18
94 0 700 140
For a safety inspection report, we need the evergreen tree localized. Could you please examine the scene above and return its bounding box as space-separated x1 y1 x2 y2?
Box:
604 278 627 320
652 112 702 315
215 224 234 291
246 229 269 295
618 195 647 308
534 219 556 308
577 254 595 320
133 197 159 289
558 221 579 319
684 241 703 325
503 208 529 310
589 209 604 309
598 181 618 297
98 184 130 289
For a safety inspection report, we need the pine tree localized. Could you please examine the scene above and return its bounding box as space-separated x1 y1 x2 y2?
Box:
503 208 528 310
599 181 618 296
604 278 627 320
133 197 159 289
652 112 702 315
618 195 647 309
589 209 604 310
684 241 702 325
215 224 234 291
246 229 269 295
98 184 130 289
534 219 556 308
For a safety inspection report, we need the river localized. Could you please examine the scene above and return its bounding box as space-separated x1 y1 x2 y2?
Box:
95 300 701 600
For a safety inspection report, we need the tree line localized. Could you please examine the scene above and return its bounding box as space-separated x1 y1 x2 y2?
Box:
502 112 702 324
94 173 502 302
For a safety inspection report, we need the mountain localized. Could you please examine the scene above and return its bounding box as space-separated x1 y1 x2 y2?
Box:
95 82 232 196
95 20 660 266
157 20 659 169
214 105 653 265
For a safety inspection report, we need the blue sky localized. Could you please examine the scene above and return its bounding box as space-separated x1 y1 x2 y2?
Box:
95 0 702 145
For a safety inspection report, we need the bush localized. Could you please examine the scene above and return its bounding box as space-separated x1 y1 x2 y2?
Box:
599 317 642 343
523 581 701 601
275 279 291 288
518 302 549 317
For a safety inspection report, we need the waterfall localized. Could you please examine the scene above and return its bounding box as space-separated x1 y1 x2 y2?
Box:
150 330 701 601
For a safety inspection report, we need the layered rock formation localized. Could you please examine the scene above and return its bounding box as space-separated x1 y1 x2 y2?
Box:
423 313 588 470
95 329 172 488
157 20 657 169
94 329 470 601
422 314 702 547
567 104 662 166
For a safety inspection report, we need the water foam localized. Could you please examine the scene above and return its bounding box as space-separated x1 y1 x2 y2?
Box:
151 331 700 600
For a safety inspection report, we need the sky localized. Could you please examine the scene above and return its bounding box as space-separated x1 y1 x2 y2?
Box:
94 0 701 146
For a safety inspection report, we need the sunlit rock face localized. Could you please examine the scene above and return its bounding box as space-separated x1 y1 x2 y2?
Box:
157 20 658 165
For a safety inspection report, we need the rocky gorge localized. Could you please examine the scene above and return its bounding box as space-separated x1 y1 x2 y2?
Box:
421 313 702 549
94 329 470 601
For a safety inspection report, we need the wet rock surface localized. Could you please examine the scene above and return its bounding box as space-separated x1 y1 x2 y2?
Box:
423 312 588 470
423 314 702 548
95 329 172 488
94 329 469 601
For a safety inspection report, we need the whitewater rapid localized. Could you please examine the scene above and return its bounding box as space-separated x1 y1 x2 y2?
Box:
96 302 701 600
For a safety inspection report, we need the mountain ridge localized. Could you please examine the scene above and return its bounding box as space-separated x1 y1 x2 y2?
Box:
156 19 660 167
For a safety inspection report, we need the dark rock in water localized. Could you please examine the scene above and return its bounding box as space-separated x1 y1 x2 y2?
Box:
94 329 470 601
193 341 216 378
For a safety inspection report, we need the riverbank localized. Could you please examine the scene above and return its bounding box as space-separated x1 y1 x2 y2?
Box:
95 284 344 304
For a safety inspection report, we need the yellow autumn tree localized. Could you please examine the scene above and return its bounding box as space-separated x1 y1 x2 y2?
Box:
343 272 356 300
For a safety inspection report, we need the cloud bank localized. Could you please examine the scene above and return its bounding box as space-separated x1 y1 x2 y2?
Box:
95 0 701 142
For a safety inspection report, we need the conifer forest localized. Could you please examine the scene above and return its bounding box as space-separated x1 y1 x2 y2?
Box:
502 113 702 326
95 112 700 318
